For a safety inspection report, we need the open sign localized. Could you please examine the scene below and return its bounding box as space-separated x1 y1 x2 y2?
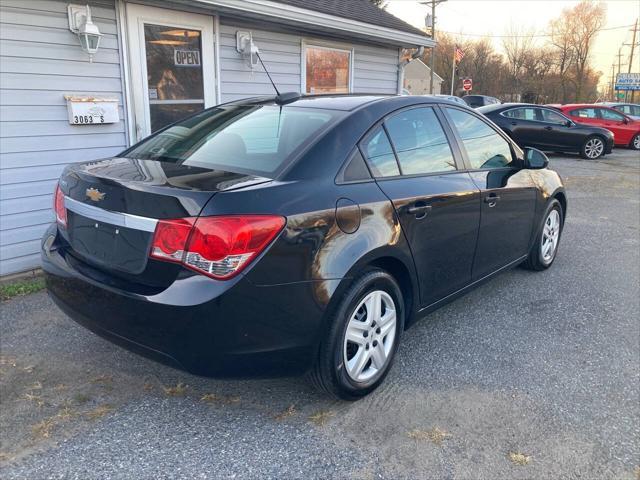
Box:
174 50 201 67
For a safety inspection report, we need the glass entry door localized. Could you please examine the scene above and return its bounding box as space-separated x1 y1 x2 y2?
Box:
126 4 216 141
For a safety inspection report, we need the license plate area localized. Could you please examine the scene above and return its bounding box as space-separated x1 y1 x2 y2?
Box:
67 211 153 274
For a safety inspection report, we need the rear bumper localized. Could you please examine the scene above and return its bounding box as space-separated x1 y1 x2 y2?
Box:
41 225 326 377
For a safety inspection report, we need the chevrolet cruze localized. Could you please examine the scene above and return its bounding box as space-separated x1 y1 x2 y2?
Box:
42 94 566 400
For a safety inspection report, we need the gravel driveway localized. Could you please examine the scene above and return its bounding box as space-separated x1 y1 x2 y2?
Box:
1 149 638 480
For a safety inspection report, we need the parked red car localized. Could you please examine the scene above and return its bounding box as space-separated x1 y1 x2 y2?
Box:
551 104 640 150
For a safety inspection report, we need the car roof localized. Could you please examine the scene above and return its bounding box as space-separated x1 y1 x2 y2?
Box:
224 94 392 111
557 104 612 109
478 102 543 113
223 93 463 112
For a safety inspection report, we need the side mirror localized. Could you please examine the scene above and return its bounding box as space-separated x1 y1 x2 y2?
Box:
564 120 573 127
524 147 549 169
623 118 629 124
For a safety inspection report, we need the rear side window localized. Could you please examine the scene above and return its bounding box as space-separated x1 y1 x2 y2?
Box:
122 105 341 177
503 108 537 121
445 107 513 170
570 108 597 119
360 126 400 177
384 107 456 175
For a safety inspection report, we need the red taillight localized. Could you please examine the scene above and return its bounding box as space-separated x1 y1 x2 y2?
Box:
54 184 67 227
149 218 195 263
150 215 285 279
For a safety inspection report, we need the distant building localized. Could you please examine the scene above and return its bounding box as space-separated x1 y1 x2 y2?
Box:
403 59 443 95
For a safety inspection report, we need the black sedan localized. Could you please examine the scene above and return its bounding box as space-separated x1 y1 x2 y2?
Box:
462 95 501 108
479 103 614 159
43 94 566 400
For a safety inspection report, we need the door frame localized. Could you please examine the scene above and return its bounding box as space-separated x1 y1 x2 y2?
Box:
123 3 217 142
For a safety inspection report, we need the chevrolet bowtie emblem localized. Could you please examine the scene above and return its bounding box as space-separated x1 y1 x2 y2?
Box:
86 187 106 202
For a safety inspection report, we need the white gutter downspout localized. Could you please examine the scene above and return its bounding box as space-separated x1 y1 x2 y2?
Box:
398 46 424 95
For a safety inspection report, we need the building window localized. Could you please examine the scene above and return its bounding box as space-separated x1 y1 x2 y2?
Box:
305 45 351 94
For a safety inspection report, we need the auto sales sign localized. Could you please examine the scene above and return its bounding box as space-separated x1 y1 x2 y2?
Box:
615 73 640 91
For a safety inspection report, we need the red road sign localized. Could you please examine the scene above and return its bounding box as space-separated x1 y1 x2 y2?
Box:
463 78 472 91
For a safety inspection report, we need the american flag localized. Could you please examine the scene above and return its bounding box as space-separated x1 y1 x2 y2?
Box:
454 46 465 63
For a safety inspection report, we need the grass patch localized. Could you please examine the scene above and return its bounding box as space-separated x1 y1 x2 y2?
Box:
0 277 45 301
308 410 334 426
23 392 45 408
163 382 187 396
274 404 297 421
508 451 532 466
32 417 56 439
407 427 451 446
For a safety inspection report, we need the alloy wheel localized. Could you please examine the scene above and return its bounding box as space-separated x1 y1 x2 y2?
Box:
541 209 561 264
343 290 397 382
633 135 640 150
584 138 604 159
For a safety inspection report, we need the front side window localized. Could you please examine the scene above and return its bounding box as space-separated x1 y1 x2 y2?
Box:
360 126 400 177
598 108 626 121
570 108 597 119
123 105 341 177
445 107 513 170
305 45 351 94
384 107 456 175
540 109 569 124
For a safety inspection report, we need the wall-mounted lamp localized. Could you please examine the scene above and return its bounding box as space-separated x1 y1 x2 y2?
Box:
68 4 102 62
236 31 259 69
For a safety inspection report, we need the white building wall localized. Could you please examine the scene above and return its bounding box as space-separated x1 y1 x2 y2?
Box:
0 0 126 275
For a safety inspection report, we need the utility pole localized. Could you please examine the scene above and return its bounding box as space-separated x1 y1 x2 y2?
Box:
610 63 616 100
615 48 624 101
625 19 638 102
420 0 447 95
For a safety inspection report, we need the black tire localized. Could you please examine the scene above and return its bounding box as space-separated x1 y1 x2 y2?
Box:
522 199 563 271
308 268 405 400
580 135 605 159
630 133 640 150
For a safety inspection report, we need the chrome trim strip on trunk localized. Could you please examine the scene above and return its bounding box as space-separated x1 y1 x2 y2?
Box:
64 196 158 233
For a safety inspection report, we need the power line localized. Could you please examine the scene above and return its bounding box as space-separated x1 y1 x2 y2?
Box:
439 23 636 38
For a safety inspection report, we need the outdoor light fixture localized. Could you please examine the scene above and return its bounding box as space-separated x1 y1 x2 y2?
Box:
236 31 260 69
68 4 102 62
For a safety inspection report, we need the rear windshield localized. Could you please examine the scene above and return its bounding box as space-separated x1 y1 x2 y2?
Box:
122 105 342 177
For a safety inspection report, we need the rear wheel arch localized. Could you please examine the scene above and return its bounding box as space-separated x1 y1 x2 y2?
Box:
323 251 417 333
368 256 415 328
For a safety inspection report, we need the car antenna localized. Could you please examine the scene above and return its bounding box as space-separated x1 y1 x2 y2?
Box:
256 51 280 96
256 51 301 105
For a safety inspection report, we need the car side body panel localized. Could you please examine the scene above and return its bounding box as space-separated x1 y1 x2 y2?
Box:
42 94 567 378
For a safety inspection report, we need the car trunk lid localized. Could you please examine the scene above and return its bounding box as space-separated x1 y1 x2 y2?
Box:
59 157 270 278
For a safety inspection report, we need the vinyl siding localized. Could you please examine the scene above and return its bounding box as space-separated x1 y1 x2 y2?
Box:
0 0 126 275
219 22 400 102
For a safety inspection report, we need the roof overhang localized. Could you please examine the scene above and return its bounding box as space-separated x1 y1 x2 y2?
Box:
189 0 435 48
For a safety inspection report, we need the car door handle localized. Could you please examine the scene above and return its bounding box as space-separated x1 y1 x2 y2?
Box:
544 126 553 130
407 203 432 219
511 122 518 126
484 194 501 207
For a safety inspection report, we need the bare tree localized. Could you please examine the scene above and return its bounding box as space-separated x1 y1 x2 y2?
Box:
568 1 606 100
502 23 535 100
549 15 576 103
